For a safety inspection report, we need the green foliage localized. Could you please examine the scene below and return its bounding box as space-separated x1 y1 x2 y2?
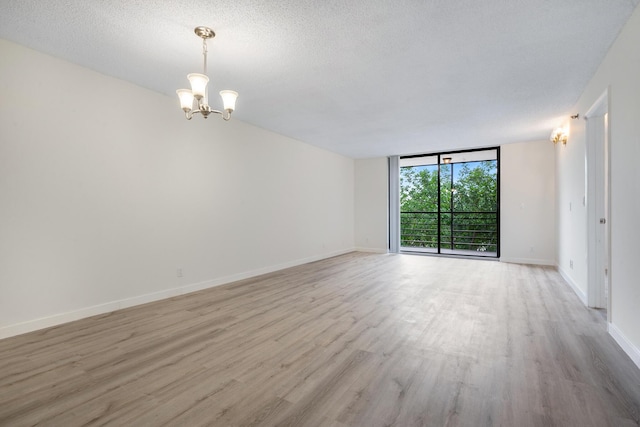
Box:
400 161 497 253
452 162 497 212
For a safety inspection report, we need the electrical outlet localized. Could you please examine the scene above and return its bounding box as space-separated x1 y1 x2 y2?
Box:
177 268 183 278
569 260 574 269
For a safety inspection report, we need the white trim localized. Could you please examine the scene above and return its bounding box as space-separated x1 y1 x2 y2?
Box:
585 88 610 310
355 247 388 254
584 90 609 118
0 301 125 339
499 257 556 266
0 248 356 340
388 156 400 253
557 266 588 306
609 323 640 370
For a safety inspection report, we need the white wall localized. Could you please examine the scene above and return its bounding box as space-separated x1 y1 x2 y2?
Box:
500 141 556 265
0 39 355 338
557 5 640 366
354 158 388 252
556 115 589 301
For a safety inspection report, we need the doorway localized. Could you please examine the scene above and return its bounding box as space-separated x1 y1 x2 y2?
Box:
586 90 610 317
398 148 500 257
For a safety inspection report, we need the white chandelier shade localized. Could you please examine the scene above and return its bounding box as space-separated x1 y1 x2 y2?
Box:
220 90 238 112
187 73 209 99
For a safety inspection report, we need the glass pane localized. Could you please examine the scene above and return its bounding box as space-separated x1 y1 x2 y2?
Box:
440 163 451 212
400 157 439 250
452 160 498 212
440 212 452 250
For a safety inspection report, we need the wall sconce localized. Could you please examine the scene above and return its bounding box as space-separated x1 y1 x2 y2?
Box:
550 114 579 146
442 157 452 164
550 128 568 145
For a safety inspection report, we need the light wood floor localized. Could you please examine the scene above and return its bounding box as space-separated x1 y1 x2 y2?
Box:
1 252 639 426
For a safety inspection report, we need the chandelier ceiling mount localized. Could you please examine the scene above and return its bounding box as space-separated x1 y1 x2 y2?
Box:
194 26 215 40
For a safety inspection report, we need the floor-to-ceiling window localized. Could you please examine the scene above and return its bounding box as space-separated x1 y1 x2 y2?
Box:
398 148 499 258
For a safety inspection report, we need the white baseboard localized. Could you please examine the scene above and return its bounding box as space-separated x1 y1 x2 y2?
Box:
0 300 127 339
499 257 555 266
609 323 640 370
0 248 356 340
354 246 388 254
557 266 588 306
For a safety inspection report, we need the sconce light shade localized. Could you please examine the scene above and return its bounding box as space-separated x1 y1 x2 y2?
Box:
220 90 238 112
442 157 452 164
550 128 568 145
187 73 209 99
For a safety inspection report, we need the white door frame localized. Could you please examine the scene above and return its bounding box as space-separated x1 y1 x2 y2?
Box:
585 89 611 317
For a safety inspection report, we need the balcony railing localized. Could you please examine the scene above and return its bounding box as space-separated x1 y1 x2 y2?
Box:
400 211 498 256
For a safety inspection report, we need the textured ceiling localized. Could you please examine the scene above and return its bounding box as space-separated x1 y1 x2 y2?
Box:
1 0 638 158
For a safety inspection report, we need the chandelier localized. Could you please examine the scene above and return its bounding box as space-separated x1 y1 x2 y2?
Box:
176 26 238 121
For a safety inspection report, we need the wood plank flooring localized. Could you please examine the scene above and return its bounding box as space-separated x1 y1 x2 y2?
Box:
1 252 639 426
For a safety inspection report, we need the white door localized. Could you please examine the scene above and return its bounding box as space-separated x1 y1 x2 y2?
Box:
586 92 610 313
